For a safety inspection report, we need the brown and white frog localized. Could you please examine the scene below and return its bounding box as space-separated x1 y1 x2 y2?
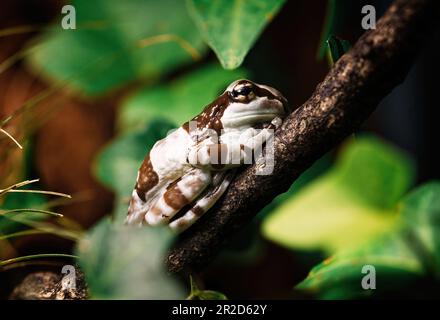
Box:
126 79 288 232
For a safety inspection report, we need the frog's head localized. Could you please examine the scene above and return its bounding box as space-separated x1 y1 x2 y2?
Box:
221 79 289 129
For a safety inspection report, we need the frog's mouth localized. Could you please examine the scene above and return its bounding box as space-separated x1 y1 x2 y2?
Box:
222 112 283 127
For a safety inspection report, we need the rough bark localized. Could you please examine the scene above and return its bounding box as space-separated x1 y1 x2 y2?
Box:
166 0 440 274
9 270 88 300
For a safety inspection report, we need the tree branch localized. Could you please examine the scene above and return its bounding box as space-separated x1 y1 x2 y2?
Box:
166 0 440 274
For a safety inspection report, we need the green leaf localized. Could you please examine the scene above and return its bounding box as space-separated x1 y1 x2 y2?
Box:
335 136 414 209
0 192 46 210
0 192 47 234
401 182 440 227
296 231 424 299
29 0 206 95
317 0 338 59
120 64 247 132
296 181 440 299
187 0 286 69
95 119 175 222
400 182 440 276
95 119 175 198
76 218 184 299
262 136 414 253
326 35 351 65
278 154 333 204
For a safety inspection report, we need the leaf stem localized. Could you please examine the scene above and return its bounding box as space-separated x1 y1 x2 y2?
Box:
138 34 202 61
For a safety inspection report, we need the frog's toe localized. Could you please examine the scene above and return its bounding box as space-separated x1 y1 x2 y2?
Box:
271 116 283 129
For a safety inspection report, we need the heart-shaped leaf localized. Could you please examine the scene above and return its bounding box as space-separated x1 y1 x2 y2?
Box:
187 0 286 69
262 136 414 253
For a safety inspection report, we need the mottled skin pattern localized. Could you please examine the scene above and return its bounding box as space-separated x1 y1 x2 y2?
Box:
126 79 288 232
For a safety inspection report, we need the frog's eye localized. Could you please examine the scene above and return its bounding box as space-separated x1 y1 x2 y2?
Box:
231 83 255 102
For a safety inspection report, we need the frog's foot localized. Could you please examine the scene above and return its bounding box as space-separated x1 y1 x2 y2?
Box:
169 169 236 233
271 116 283 129
144 169 211 226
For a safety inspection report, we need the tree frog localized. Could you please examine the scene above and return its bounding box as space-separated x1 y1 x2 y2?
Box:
126 79 288 232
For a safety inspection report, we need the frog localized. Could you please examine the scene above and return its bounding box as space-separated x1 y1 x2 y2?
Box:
126 79 288 232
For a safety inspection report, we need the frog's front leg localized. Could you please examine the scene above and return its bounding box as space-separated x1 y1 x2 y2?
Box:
169 169 236 232
145 168 211 226
188 117 282 169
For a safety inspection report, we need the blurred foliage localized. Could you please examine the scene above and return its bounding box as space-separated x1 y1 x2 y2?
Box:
260 135 439 299
96 119 173 197
76 218 184 299
296 232 424 299
187 0 286 69
0 178 81 268
318 1 353 67
0 192 47 235
257 154 333 221
317 0 337 59
120 64 247 131
400 182 440 274
297 182 440 299
215 156 332 266
262 136 414 254
28 0 286 95
317 0 352 61
29 0 206 95
1 140 47 232
95 119 175 222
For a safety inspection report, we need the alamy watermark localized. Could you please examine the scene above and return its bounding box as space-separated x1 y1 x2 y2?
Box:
61 5 76 30
361 5 377 30
61 265 76 290
361 264 376 290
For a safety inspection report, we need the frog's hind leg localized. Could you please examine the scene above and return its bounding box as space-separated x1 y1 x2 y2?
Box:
126 188 151 225
169 169 236 232
145 169 212 226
